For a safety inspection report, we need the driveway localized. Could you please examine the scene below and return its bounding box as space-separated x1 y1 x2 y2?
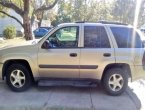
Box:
0 80 143 110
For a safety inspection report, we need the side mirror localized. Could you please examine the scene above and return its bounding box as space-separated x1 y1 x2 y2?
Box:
42 40 50 49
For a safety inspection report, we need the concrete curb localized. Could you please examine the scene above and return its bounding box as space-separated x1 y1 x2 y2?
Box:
0 106 93 110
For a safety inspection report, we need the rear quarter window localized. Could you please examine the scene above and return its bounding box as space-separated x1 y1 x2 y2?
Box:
110 27 142 48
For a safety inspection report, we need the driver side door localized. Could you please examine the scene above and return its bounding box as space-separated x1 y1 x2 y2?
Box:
38 26 81 78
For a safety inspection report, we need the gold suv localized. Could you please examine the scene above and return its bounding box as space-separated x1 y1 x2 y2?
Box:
0 21 145 95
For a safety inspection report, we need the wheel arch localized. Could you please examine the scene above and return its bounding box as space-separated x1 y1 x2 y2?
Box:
101 63 132 82
2 59 34 81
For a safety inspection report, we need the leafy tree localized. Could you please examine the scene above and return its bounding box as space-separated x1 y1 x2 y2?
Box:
137 0 145 26
0 0 58 40
112 0 135 24
51 0 72 26
51 0 114 26
86 0 113 22
112 0 145 27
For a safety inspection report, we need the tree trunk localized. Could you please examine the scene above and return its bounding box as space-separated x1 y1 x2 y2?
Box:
38 18 42 27
23 14 33 40
38 11 44 27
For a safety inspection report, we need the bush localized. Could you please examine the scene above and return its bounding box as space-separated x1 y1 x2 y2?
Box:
3 26 16 39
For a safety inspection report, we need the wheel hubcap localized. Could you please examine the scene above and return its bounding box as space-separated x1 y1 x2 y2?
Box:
109 74 124 92
10 69 25 88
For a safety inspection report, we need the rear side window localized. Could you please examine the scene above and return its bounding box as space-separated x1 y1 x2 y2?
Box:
111 27 142 48
84 26 110 48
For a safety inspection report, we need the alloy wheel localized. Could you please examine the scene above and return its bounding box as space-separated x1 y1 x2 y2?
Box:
10 69 26 88
108 74 124 92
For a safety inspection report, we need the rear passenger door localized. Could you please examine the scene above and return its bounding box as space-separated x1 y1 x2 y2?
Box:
80 25 115 79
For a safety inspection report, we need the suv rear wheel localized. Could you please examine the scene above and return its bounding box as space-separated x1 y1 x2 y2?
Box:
103 68 128 96
6 64 32 92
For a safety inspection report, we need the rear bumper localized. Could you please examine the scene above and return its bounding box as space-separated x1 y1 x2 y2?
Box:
0 63 3 80
131 65 145 81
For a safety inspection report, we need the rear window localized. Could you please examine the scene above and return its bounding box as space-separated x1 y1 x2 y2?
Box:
110 27 142 48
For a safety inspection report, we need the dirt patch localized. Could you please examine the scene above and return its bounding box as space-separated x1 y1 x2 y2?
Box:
0 37 26 48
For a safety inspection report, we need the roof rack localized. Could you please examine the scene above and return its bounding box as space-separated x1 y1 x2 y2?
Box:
75 21 85 23
97 20 128 25
75 20 128 25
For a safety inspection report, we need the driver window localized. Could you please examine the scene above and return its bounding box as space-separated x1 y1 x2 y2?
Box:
47 26 79 48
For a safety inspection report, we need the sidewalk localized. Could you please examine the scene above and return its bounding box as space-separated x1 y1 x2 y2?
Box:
0 81 142 110
129 79 145 110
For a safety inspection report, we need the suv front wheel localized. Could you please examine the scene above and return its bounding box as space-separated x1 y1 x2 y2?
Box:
103 68 128 96
6 64 32 92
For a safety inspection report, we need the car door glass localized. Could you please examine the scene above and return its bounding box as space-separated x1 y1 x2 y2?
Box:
84 26 110 48
47 26 79 48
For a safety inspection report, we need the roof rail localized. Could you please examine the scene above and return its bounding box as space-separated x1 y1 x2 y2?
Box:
75 21 85 23
97 20 128 25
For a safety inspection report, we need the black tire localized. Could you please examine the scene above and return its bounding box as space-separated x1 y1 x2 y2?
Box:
6 64 32 92
102 68 128 96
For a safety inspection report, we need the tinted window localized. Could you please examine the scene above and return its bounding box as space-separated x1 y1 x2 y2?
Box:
84 26 110 48
47 26 79 48
111 27 142 48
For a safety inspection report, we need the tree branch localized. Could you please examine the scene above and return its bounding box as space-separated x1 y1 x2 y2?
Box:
0 1 24 16
0 10 23 27
35 0 58 13
23 0 29 15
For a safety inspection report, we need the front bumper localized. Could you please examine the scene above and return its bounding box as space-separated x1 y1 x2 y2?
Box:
0 63 3 80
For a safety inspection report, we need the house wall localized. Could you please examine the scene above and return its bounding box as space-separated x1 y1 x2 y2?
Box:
41 20 51 27
0 10 23 36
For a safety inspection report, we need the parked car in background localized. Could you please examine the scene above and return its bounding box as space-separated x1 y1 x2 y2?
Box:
40 27 52 31
33 27 52 38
